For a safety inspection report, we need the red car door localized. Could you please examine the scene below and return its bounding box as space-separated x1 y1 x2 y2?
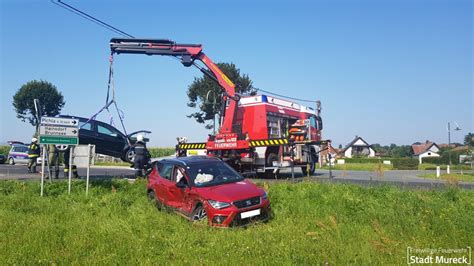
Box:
161 166 188 209
173 166 194 214
154 163 174 205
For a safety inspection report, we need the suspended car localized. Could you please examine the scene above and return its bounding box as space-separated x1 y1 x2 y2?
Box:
59 115 151 163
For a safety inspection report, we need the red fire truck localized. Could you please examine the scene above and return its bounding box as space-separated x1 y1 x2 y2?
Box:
110 38 328 177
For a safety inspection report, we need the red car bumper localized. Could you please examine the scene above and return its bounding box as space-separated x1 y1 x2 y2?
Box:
204 198 271 227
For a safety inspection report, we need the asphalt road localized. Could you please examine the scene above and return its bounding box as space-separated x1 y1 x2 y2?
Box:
270 169 474 189
0 163 472 189
0 163 135 180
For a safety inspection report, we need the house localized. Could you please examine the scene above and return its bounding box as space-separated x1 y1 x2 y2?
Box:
342 136 376 158
320 145 339 165
411 141 440 164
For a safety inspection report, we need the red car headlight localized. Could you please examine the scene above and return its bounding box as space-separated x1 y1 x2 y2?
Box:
208 200 231 209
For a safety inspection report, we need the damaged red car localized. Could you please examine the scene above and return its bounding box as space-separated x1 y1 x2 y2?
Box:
147 156 271 227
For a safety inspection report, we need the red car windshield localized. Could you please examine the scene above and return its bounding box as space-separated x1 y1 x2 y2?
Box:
187 161 244 187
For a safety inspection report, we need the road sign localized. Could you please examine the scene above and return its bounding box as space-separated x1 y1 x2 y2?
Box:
39 125 78 137
39 136 78 145
40 117 79 127
39 116 79 145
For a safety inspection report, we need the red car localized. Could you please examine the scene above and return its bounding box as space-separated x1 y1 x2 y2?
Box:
147 156 271 227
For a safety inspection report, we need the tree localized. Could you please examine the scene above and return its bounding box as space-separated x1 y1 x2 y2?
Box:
389 145 412 158
13 80 65 130
464 132 474 146
187 63 257 129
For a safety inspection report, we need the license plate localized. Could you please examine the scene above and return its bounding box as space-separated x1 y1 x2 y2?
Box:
240 209 261 219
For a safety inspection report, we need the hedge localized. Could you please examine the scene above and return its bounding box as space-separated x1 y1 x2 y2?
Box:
342 158 383 164
421 149 469 165
422 157 445 165
391 158 418 170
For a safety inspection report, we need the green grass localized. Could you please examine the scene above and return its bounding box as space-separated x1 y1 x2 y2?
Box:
418 173 474 183
418 163 472 171
94 161 131 167
148 147 175 158
0 180 472 264
320 163 393 171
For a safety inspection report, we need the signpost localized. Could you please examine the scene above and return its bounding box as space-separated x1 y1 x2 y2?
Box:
39 116 79 196
73 144 95 196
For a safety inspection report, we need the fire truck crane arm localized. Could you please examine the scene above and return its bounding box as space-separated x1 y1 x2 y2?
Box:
109 38 238 133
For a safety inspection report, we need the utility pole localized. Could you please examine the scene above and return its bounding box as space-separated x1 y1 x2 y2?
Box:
447 121 461 166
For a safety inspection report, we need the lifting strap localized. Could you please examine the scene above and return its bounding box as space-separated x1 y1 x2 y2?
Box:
82 54 130 143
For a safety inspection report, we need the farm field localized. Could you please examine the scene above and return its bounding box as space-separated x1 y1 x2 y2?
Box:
0 179 472 264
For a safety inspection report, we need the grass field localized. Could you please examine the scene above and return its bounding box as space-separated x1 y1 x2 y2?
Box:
94 161 132 167
320 163 472 171
320 163 393 171
418 163 472 171
418 173 474 183
0 180 472 264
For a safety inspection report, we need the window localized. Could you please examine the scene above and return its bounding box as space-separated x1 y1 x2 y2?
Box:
172 166 187 183
80 121 93 131
97 124 120 137
12 146 28 153
159 164 174 180
187 161 243 187
316 116 323 130
310 116 317 128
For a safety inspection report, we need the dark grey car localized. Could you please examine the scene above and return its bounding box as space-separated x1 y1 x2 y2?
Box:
60 115 150 162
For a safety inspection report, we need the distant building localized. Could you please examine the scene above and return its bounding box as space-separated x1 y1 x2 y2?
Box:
320 144 339 164
342 136 375 158
411 141 440 164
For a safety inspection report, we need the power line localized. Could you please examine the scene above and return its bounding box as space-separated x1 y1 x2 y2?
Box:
51 1 317 104
51 0 134 38
256 88 318 103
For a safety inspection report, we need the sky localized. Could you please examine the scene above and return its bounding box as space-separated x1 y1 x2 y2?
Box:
1 0 472 147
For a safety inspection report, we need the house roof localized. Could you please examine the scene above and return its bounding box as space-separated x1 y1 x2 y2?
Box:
321 145 338 156
342 136 372 152
411 141 439 156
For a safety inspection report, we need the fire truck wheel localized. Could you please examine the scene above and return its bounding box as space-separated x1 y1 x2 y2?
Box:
266 152 278 167
263 153 279 179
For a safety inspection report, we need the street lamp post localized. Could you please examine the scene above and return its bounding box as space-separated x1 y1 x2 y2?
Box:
447 121 461 166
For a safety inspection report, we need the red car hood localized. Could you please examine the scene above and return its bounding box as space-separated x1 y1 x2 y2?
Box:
195 179 263 202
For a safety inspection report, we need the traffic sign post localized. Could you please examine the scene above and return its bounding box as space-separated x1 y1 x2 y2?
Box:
39 116 79 196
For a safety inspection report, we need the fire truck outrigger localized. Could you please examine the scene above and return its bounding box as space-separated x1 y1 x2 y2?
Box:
110 38 329 177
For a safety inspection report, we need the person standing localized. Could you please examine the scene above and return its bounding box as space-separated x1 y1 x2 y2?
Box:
63 146 79 179
27 138 40 173
133 134 150 178
48 144 60 179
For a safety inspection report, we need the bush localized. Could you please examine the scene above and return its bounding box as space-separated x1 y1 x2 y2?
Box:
0 145 9 155
148 147 175 158
391 158 418 170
